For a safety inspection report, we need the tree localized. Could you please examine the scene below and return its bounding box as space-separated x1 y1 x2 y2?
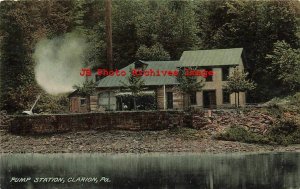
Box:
136 43 170 61
195 0 300 102
72 0 106 69
0 1 42 113
224 67 256 108
105 0 113 69
176 68 205 109
120 68 145 110
267 41 300 93
73 80 96 97
0 1 74 113
112 0 141 69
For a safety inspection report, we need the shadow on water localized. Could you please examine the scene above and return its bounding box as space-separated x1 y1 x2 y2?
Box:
0 152 300 189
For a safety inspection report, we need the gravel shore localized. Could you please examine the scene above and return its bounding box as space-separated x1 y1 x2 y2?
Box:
1 128 300 153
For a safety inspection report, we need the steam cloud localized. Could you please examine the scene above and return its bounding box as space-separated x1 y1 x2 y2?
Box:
34 33 86 95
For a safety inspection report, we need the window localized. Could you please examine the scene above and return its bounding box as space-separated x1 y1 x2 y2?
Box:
222 67 230 81
166 92 173 109
190 92 197 105
80 98 86 106
206 68 213 81
98 92 116 110
223 90 230 104
134 61 147 70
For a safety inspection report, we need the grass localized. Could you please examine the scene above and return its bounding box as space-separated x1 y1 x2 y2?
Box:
215 126 272 144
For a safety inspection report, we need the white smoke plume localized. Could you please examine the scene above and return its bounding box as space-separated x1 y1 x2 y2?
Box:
34 33 86 95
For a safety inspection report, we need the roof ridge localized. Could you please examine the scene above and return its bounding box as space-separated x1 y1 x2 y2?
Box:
182 47 243 52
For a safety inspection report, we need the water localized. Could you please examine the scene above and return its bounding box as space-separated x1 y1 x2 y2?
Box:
0 153 300 189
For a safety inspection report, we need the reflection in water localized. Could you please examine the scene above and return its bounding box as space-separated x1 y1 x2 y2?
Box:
0 153 300 189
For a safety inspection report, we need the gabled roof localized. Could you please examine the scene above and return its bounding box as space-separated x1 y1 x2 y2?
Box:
96 48 244 88
96 60 180 88
180 48 243 67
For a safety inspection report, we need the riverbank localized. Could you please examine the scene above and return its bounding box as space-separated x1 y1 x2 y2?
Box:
1 128 300 153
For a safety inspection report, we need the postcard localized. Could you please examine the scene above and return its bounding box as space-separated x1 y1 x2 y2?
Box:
1 0 300 188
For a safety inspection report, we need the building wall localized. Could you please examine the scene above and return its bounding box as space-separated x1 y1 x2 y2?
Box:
90 95 98 111
95 89 117 111
196 62 246 107
72 59 246 112
69 96 90 113
156 86 184 110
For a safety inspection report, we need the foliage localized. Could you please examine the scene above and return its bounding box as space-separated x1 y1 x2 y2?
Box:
268 117 300 145
71 0 106 69
73 80 96 97
34 93 69 114
0 0 300 113
215 125 270 144
176 68 205 108
0 110 13 126
195 0 300 101
224 67 256 93
216 122 300 145
266 41 300 92
224 67 256 107
134 1 200 60
265 92 300 113
121 68 145 96
0 1 73 113
218 93 300 145
120 68 145 110
136 43 170 61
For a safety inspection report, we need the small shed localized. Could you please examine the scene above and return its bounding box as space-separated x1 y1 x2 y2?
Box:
68 90 90 113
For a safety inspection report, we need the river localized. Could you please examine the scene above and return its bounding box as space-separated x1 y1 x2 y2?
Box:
1 152 300 189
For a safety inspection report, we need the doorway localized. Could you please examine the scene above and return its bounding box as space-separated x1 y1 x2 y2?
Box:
166 92 173 109
203 90 216 108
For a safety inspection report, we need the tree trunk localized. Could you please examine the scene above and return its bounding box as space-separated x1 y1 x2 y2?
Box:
237 92 240 108
133 96 136 110
188 94 191 109
234 92 237 108
105 0 113 70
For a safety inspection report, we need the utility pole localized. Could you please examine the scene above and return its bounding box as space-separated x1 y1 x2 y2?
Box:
105 0 113 70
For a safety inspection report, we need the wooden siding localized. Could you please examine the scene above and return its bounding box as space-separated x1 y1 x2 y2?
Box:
156 86 184 110
69 97 89 113
90 95 98 111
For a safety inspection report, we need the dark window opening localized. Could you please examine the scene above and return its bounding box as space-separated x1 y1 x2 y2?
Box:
222 67 230 81
190 92 197 105
206 68 213 81
223 90 230 104
166 92 173 109
80 98 86 106
134 62 147 71
203 90 216 108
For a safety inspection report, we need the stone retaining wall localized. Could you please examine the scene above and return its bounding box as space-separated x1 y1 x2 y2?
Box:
9 111 189 135
9 109 274 135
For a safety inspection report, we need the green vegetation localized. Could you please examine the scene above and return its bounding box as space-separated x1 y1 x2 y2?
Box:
176 68 205 109
120 68 145 110
217 93 300 145
267 41 300 93
73 80 96 97
136 43 170 61
215 126 271 144
34 93 69 114
223 67 256 108
0 0 299 113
